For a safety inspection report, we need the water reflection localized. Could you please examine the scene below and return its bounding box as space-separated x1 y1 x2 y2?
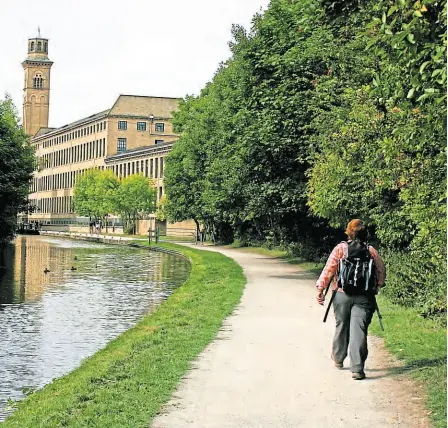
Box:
0 236 190 421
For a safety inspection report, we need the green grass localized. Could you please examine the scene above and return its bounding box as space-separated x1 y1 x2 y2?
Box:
2 243 245 428
235 244 446 428
370 296 447 428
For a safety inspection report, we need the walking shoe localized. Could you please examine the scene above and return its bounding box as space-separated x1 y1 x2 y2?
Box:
352 372 366 380
331 353 343 369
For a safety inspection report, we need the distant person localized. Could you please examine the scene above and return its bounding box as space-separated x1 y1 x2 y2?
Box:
316 219 386 380
95 221 100 234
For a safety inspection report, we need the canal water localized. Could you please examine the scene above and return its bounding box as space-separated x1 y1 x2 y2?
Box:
0 235 190 421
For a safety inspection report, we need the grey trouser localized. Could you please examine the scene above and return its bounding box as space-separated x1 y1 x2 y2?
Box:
332 292 375 373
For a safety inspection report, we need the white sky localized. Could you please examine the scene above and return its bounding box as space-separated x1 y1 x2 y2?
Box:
0 0 269 127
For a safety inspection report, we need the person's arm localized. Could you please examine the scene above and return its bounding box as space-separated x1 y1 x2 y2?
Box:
316 244 343 305
369 246 386 288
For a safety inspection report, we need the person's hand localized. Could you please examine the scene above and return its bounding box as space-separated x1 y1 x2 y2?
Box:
317 290 325 306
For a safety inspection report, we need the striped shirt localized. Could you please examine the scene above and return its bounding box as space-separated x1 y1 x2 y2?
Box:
316 241 386 292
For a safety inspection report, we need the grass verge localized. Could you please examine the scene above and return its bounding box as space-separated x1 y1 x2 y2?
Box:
2 242 245 428
229 244 447 428
370 296 447 428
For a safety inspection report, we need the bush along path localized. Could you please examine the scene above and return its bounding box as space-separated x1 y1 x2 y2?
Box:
152 244 437 428
2 243 245 428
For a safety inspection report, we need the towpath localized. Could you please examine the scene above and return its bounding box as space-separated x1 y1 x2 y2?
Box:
149 245 428 427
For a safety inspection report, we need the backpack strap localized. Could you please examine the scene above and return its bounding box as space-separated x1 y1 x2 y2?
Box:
340 241 349 259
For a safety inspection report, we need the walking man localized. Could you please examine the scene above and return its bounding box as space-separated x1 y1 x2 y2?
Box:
316 219 386 379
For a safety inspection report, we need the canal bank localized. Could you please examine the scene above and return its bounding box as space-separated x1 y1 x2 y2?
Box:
1 237 245 427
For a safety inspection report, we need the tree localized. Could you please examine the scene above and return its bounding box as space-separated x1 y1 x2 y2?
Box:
155 194 167 221
73 169 119 223
164 0 446 316
0 95 35 245
111 175 157 234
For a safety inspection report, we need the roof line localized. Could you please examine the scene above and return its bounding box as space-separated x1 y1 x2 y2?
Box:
118 94 182 100
31 109 110 140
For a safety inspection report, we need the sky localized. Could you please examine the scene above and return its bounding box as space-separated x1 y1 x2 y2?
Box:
0 0 270 127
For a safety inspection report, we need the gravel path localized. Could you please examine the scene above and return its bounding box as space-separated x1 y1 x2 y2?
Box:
152 245 429 428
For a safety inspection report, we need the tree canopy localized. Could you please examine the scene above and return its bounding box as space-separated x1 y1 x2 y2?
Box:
73 169 119 220
0 96 35 245
73 170 157 234
164 0 446 317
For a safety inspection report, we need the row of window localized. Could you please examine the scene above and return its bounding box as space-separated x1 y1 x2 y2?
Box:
33 75 44 89
116 138 164 153
108 157 164 180
31 167 106 193
118 120 165 132
31 155 165 194
29 41 48 53
39 138 107 169
41 121 107 148
30 196 73 214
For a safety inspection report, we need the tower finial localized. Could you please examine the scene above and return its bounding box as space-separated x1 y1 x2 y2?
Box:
38 26 41 38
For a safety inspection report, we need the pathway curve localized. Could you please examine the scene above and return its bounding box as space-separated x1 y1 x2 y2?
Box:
152 245 428 428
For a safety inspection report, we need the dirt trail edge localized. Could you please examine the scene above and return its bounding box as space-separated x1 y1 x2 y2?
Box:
152 245 429 428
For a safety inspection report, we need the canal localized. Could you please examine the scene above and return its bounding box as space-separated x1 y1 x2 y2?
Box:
0 235 190 421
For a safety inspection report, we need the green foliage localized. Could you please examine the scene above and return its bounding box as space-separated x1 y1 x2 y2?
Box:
73 171 157 234
1 243 245 427
73 169 119 220
164 0 446 316
0 95 35 245
155 195 167 221
112 175 157 233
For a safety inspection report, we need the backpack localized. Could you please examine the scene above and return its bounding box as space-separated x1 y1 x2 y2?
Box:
337 240 376 295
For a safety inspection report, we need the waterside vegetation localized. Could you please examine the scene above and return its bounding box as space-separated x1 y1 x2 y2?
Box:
0 96 35 245
163 0 447 320
2 243 245 427
73 170 157 234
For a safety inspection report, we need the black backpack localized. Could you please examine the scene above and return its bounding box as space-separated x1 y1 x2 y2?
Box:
337 240 376 295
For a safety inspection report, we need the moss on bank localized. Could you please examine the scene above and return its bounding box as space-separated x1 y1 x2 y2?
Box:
2 243 245 427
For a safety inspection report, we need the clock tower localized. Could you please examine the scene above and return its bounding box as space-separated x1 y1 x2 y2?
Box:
22 29 53 136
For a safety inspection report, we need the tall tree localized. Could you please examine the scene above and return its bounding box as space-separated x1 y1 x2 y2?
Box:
0 96 35 245
73 169 119 221
112 175 157 234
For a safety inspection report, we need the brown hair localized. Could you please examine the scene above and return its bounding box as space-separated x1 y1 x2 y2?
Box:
345 219 367 241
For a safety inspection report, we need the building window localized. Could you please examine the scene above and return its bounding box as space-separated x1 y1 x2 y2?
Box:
37 41 42 51
155 140 164 145
44 42 48 52
117 138 127 153
137 122 146 131
118 121 127 130
155 123 164 132
33 74 43 89
30 41 35 51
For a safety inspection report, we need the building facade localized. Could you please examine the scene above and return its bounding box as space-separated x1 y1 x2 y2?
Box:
22 31 53 136
25 34 181 229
